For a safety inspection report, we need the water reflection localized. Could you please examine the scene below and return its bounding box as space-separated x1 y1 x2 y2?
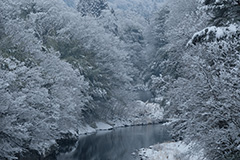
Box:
58 124 170 160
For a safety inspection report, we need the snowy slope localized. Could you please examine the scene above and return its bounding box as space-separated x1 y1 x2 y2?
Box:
139 141 206 160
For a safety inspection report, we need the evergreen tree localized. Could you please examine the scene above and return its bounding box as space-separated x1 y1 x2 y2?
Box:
200 0 240 26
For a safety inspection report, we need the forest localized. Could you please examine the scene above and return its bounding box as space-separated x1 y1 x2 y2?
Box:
0 0 239 159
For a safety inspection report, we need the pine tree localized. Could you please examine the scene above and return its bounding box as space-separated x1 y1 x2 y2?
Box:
200 0 240 26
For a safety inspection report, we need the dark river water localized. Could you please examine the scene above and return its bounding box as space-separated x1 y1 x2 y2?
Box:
57 124 170 160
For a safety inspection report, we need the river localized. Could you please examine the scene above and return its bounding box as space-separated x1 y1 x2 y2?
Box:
57 123 170 160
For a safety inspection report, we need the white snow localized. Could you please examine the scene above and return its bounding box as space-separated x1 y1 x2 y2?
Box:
228 24 237 33
188 24 238 45
127 100 164 125
109 119 129 127
216 27 224 39
197 0 206 4
139 141 206 160
83 124 96 134
95 122 113 130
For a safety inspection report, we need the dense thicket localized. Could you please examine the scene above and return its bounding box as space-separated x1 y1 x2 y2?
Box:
146 0 240 159
0 0 151 158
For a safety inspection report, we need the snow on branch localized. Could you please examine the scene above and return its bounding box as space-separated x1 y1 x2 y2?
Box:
198 0 239 5
187 24 238 46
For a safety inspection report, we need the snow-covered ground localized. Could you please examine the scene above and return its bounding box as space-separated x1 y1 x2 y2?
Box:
95 122 113 130
139 141 206 160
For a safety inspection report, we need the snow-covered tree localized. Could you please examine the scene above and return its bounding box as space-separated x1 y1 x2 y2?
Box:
0 0 156 158
77 0 108 17
199 0 240 26
145 0 240 159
